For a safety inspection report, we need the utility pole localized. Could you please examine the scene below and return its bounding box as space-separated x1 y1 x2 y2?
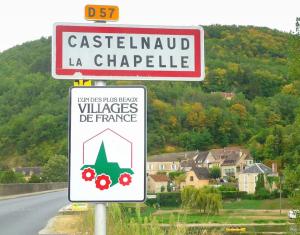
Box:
279 175 282 215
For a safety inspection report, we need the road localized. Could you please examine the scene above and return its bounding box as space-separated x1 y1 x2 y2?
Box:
0 190 68 235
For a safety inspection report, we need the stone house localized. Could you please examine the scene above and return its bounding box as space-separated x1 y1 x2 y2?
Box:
147 174 169 193
181 166 210 189
194 147 253 178
238 163 278 194
147 151 198 175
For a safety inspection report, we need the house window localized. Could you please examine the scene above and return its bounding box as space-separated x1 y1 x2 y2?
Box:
244 175 248 191
147 164 152 170
171 164 177 170
190 176 194 181
224 168 235 177
159 164 165 170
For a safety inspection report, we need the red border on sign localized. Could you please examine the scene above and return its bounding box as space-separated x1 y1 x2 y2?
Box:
56 25 201 78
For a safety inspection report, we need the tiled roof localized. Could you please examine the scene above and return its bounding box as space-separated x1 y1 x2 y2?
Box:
194 151 209 163
148 151 198 162
209 147 252 163
242 163 272 174
192 166 210 180
149 174 169 182
221 152 240 166
180 159 195 168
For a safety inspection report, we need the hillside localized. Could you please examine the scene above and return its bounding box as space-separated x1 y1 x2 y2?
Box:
0 25 299 168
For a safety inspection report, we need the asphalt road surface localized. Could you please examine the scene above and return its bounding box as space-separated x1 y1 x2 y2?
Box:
0 190 68 235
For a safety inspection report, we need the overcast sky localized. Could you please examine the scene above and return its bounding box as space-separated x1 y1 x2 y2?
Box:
0 0 299 52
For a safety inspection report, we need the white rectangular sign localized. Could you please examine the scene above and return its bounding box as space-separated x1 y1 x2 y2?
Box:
52 23 205 81
69 86 146 202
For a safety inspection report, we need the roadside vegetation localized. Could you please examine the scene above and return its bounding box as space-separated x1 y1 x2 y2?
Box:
0 154 68 183
74 199 294 235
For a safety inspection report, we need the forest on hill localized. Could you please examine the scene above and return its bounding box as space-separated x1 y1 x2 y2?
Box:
0 25 299 174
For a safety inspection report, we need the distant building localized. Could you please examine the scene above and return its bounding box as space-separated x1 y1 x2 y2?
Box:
147 151 198 175
181 166 210 189
238 163 278 194
147 174 169 193
13 167 42 180
195 147 253 178
180 159 196 172
211 92 236 100
147 147 253 180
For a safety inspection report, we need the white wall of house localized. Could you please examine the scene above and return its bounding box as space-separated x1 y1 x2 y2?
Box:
147 177 168 193
238 173 258 194
147 162 180 174
221 166 236 178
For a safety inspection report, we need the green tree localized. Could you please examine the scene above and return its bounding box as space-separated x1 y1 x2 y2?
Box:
28 174 42 183
209 166 221 179
181 186 222 215
174 174 186 189
0 170 18 183
42 155 68 182
288 18 300 81
255 174 265 193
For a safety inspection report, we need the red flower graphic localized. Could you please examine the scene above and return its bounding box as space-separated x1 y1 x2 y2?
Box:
82 168 95 181
95 174 111 190
118 173 132 186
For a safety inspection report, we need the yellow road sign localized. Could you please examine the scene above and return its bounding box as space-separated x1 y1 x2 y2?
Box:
74 80 92 87
85 5 119 21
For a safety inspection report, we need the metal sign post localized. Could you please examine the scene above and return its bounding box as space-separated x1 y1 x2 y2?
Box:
95 203 106 235
94 80 106 235
93 10 108 233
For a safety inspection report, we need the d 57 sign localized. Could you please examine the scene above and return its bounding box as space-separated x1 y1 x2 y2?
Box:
85 5 119 21
52 23 205 81
69 87 146 202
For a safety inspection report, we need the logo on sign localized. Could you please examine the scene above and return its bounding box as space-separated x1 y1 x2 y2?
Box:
80 129 134 191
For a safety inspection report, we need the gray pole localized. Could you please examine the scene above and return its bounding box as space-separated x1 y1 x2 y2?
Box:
95 203 107 235
93 16 111 235
94 80 107 235
279 176 282 215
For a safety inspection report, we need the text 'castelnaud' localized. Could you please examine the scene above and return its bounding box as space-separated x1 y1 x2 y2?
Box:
63 33 195 70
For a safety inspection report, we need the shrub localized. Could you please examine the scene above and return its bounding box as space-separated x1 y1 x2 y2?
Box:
219 184 237 192
255 188 271 199
28 174 43 183
241 193 256 200
270 189 280 199
209 166 221 179
221 191 247 200
145 198 157 207
0 170 17 183
157 192 181 207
